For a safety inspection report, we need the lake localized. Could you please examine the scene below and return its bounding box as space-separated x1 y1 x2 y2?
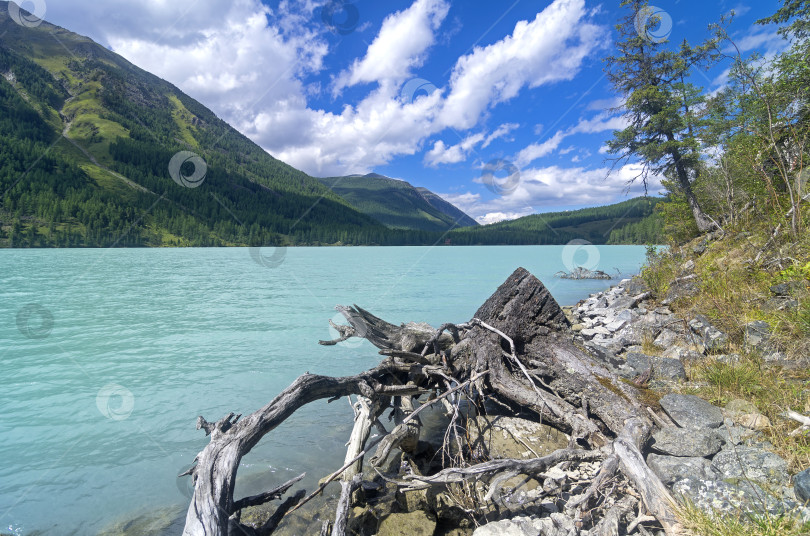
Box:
0 245 649 535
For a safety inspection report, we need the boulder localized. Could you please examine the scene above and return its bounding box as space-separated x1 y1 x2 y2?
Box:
711 446 789 488
724 398 759 417
377 510 436 536
688 315 728 352
659 394 724 429
770 281 805 296
648 454 716 485
672 477 784 516
744 320 772 353
795 468 810 504
472 515 553 536
649 427 722 457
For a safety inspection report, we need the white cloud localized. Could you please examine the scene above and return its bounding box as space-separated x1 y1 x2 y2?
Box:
425 123 519 166
438 0 607 130
334 0 450 90
42 0 608 177
515 131 566 168
440 162 663 222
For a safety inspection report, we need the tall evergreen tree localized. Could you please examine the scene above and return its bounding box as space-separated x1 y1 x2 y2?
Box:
605 0 719 232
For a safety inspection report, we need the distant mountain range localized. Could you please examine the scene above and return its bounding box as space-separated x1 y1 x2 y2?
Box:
318 174 477 231
0 4 660 247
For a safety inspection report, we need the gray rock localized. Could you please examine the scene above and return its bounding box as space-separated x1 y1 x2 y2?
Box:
622 276 649 296
472 514 574 536
711 446 789 488
650 427 723 457
661 346 704 363
605 318 628 332
765 297 799 312
648 454 715 485
625 352 651 374
713 353 742 364
660 394 724 429
672 476 784 516
693 243 706 255
653 357 687 382
795 468 810 504
581 326 611 338
681 259 695 272
714 423 759 446
665 276 701 303
770 281 804 296
744 320 772 352
689 314 728 352
654 328 686 349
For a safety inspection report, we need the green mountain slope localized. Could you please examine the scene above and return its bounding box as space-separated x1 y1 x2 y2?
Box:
0 5 390 247
318 174 478 231
444 197 663 245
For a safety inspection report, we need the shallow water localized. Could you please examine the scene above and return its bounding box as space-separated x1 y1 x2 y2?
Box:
0 245 648 535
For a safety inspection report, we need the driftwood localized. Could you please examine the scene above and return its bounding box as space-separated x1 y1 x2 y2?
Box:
180 267 683 536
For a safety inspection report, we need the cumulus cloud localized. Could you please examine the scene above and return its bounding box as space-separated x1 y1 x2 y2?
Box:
439 0 607 130
334 0 450 90
424 123 519 166
42 0 608 177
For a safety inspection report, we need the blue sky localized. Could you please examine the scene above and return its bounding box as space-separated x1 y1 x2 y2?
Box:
20 0 787 223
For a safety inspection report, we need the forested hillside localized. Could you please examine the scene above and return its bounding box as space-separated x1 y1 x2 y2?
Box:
0 7 390 247
318 174 478 231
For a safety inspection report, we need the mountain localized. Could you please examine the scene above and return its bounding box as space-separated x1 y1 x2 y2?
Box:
444 197 663 245
317 174 478 232
0 3 658 248
0 4 398 247
414 187 478 228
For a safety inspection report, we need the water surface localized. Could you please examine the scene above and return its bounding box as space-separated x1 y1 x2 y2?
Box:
0 245 648 535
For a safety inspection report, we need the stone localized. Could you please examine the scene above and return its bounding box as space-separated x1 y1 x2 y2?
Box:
744 320 772 352
581 326 610 338
661 346 704 363
647 454 716 485
714 353 742 364
605 318 628 332
689 315 728 352
711 446 789 488
714 423 759 446
724 398 759 416
659 394 724 429
795 468 810 504
654 328 687 349
652 357 687 382
571 323 584 332
466 416 569 460
770 280 805 296
765 297 799 312
650 427 723 457
682 259 696 272
672 476 783 516
623 276 649 296
693 243 707 255
737 413 771 431
472 516 550 536
377 510 436 536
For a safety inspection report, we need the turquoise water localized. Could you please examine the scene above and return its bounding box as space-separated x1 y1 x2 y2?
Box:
0 246 648 535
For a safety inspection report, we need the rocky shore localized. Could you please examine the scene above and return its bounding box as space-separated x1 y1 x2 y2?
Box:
564 272 810 526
